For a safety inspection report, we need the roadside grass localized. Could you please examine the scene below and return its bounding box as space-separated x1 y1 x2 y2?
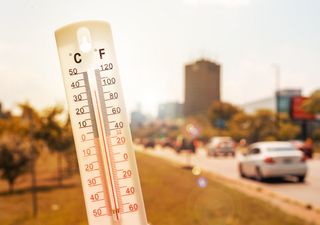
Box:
0 152 312 225
139 153 311 225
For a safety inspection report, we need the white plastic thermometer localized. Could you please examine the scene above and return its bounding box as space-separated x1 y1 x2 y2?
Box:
55 21 148 225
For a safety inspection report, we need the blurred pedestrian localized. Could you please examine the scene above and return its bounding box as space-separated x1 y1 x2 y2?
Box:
303 138 313 159
237 138 248 154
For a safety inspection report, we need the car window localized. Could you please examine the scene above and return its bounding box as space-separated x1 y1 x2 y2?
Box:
249 147 260 155
267 147 295 152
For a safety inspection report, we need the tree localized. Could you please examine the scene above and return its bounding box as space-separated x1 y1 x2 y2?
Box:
311 128 320 142
0 136 29 193
277 113 300 141
185 113 219 141
61 117 76 176
249 109 277 142
39 106 73 186
228 112 253 142
277 123 300 141
303 89 320 114
19 103 44 217
208 101 240 130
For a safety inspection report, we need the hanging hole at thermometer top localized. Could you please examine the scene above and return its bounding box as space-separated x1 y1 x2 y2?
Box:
77 27 92 53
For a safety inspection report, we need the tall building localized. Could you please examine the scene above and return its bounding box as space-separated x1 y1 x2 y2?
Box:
158 102 183 120
184 59 220 116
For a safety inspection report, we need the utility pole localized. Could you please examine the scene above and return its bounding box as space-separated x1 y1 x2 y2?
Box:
273 64 281 129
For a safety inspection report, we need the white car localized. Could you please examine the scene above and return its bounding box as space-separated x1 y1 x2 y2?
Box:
238 141 307 182
207 136 235 157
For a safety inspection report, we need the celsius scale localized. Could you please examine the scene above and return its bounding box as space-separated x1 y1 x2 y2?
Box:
55 21 148 225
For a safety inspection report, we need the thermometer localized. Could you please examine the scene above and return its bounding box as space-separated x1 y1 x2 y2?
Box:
55 21 148 225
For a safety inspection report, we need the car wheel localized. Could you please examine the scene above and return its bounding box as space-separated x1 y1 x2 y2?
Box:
298 175 305 183
255 167 264 182
239 164 246 178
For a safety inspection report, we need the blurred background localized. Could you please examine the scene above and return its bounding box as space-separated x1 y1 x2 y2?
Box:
0 0 320 225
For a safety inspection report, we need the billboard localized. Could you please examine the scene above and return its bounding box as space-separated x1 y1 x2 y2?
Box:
290 96 315 121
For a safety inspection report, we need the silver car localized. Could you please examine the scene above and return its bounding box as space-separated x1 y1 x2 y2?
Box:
238 141 307 182
207 136 235 157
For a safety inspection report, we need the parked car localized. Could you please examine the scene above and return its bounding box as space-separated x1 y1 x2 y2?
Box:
207 136 235 157
238 141 307 182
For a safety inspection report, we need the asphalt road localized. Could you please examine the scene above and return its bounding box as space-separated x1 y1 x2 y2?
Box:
146 147 320 210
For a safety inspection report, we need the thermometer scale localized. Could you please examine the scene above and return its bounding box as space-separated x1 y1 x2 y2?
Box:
55 21 148 225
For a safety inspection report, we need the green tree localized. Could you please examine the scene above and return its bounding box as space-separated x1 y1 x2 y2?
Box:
303 89 320 114
0 136 29 193
208 101 240 130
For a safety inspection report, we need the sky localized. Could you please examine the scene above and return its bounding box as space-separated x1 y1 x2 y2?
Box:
0 0 319 116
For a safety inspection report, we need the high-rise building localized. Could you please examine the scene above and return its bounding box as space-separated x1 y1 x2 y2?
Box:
184 59 221 116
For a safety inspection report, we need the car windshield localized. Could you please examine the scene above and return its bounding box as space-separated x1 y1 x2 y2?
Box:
267 147 296 152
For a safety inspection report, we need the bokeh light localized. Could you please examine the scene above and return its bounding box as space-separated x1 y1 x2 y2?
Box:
192 166 202 176
186 123 201 138
197 176 208 188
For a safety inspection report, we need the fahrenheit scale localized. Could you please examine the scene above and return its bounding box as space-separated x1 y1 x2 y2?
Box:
55 21 148 225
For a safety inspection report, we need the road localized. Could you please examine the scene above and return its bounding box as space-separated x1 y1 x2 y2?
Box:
144 147 320 210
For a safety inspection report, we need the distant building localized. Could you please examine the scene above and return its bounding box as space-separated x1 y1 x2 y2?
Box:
242 89 302 114
158 102 183 120
130 104 146 128
276 89 302 114
184 59 221 116
242 97 275 113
